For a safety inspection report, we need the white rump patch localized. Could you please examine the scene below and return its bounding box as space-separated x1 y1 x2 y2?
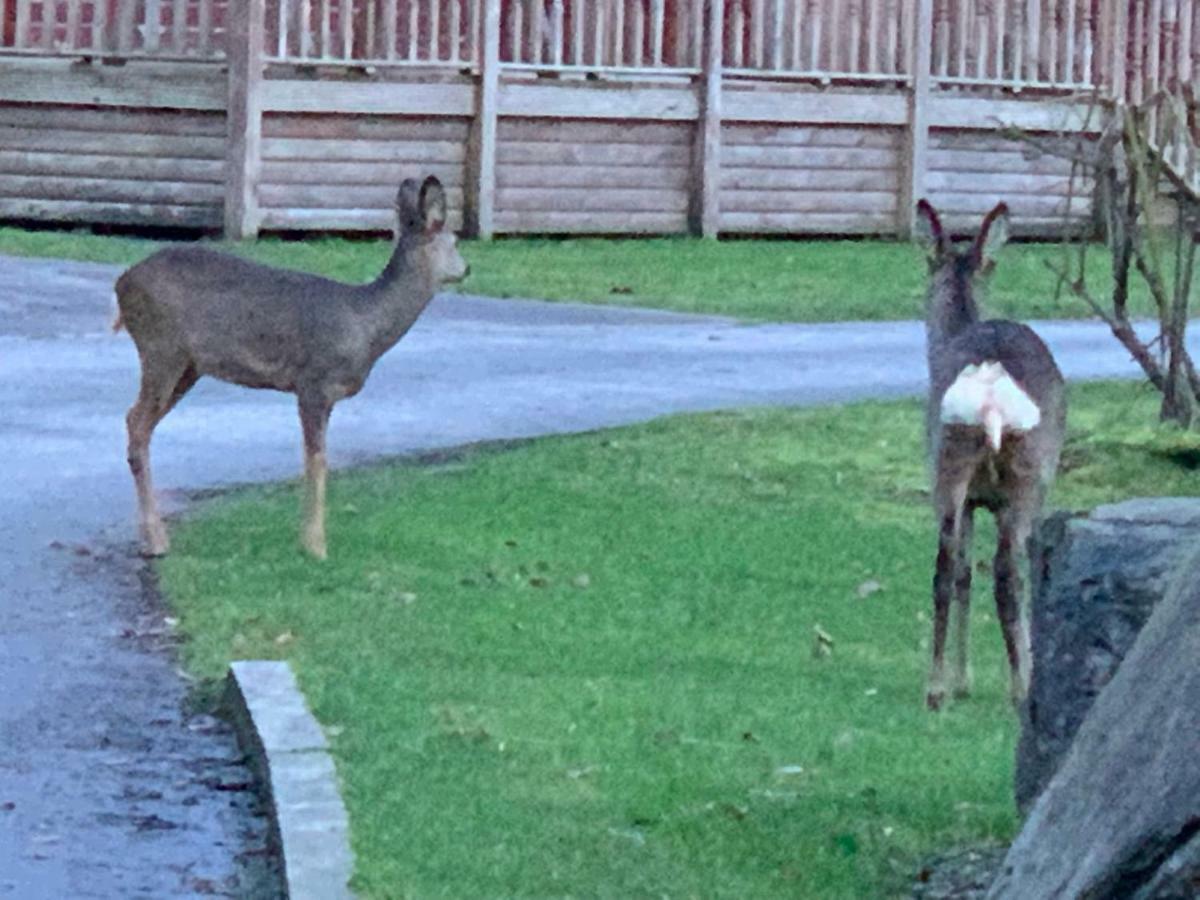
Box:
940 361 1041 451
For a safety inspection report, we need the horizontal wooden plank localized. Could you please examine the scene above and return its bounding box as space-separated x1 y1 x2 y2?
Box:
499 81 699 121
498 162 691 189
494 210 688 233
721 190 898 214
926 191 1090 217
719 211 900 233
0 103 226 136
263 114 471 141
261 138 467 164
0 173 224 205
499 141 693 166
0 197 221 227
0 129 226 159
498 117 694 145
722 145 898 170
928 148 1077 175
258 207 465 231
930 131 1086 154
721 167 901 192
261 160 464 186
722 124 902 148
928 96 1100 133
0 151 224 183
723 89 908 126
0 59 226 110
262 79 475 116
925 171 1088 195
496 187 688 213
260 183 465 210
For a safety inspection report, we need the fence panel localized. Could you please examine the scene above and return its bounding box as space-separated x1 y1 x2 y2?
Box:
0 0 227 56
265 0 478 65
723 0 909 79
930 0 1102 91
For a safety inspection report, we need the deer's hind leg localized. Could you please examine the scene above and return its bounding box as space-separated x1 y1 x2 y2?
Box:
994 502 1035 707
928 478 970 711
127 355 199 556
949 505 975 699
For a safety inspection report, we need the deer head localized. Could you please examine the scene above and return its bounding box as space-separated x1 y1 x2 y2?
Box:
397 175 469 285
916 200 1010 345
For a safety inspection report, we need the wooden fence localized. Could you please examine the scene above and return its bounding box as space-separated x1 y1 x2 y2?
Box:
0 1 1194 238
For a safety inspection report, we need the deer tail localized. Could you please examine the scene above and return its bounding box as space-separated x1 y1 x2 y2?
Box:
940 361 1041 452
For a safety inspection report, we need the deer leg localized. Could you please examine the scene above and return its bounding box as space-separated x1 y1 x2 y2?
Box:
928 478 969 711
950 506 975 699
126 363 198 556
994 507 1033 706
298 396 332 560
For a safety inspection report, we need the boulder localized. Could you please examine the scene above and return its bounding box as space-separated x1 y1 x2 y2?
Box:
1015 498 1200 812
987 498 1200 899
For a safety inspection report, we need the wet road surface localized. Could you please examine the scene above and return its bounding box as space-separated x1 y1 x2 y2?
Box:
0 252 1182 898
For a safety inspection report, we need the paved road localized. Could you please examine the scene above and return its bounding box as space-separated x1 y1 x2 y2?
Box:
0 252 1185 897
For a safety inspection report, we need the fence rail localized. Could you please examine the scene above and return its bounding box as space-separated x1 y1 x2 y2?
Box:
4 1 1190 99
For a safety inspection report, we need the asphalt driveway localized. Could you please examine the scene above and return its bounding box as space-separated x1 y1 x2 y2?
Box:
0 252 1183 898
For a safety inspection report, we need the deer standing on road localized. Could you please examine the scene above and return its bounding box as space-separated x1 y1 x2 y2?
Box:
916 200 1066 711
114 176 468 559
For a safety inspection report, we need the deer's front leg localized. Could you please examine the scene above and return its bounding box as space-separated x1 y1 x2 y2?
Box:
299 396 332 560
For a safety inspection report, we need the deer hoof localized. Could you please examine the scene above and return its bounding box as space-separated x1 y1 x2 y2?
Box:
140 523 170 557
301 534 327 561
925 689 946 711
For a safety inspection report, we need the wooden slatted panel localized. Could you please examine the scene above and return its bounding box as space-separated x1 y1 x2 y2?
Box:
0 101 223 228
720 123 902 234
494 117 690 234
258 112 470 231
926 129 1093 235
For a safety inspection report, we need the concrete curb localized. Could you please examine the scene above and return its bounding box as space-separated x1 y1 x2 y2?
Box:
225 660 356 900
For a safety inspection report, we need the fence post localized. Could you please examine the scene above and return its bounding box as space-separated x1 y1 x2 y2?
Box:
225 0 265 239
466 0 501 239
691 0 724 238
1110 0 1129 103
899 0 933 238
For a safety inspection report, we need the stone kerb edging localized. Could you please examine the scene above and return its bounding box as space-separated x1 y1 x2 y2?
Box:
225 660 356 900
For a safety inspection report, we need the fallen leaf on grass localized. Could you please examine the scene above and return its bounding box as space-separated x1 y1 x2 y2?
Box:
812 625 835 659
396 591 418 605
855 579 883 599
572 573 591 589
274 631 295 646
566 765 599 780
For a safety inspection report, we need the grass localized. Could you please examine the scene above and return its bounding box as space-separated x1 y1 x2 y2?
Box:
0 224 1162 323
156 380 1200 899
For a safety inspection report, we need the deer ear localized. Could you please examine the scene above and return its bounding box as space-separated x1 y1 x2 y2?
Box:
396 179 423 235
419 176 447 234
972 202 1010 270
914 199 948 260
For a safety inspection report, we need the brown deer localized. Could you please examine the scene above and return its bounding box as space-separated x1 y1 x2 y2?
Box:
114 176 468 560
916 200 1067 711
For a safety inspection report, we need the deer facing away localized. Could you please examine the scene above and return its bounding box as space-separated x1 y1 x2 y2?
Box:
916 200 1067 711
114 176 468 559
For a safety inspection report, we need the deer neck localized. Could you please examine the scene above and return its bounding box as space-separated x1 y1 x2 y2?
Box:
356 239 438 360
925 262 981 364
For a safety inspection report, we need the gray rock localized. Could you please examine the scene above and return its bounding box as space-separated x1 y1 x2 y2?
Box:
1015 498 1200 813
987 504 1200 899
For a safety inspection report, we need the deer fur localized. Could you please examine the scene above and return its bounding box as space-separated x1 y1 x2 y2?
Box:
916 200 1067 711
114 176 468 559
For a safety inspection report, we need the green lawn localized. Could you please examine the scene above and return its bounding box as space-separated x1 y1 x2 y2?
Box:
0 225 1157 322
156 381 1200 899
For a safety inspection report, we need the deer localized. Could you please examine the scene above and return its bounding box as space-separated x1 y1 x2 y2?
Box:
915 200 1067 712
113 176 468 560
